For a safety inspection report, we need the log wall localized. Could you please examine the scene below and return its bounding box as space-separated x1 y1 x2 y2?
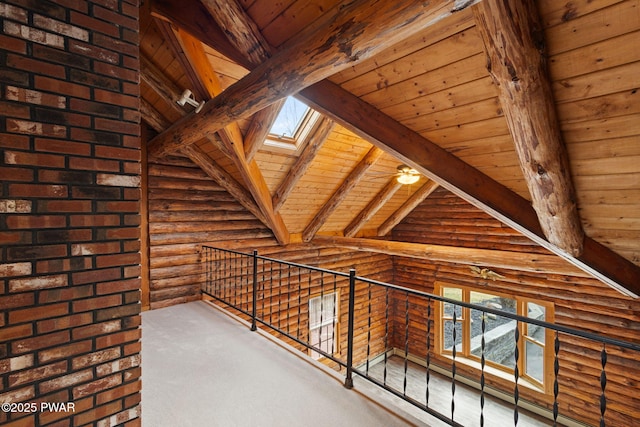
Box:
391 187 640 426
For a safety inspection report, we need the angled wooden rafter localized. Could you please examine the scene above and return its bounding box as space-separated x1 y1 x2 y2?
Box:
243 100 286 162
272 117 335 212
473 0 584 257
344 178 403 238
164 23 290 244
302 146 384 242
377 180 440 237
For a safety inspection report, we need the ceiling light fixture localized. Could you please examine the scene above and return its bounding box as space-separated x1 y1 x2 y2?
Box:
396 164 420 185
177 89 205 113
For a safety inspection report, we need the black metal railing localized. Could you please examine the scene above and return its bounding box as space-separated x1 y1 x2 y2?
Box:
202 246 640 427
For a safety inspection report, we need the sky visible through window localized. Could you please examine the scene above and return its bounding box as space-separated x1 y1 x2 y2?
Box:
270 97 308 138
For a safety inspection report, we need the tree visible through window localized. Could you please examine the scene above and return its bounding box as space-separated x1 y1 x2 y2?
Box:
309 292 338 360
437 283 552 391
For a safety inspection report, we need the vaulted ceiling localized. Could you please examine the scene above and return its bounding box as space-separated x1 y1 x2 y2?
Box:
138 0 640 297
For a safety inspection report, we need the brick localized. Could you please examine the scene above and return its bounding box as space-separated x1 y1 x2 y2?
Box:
96 380 140 405
0 386 35 406
35 76 90 99
38 169 93 185
8 361 67 388
121 314 140 329
12 330 69 354
94 5 137 31
95 328 140 350
69 67 120 92
123 265 140 279
72 320 120 341
39 369 93 394
0 67 29 86
0 292 35 310
102 228 140 240
2 415 36 427
73 400 122 426
123 366 140 383
0 355 34 374
0 323 33 341
72 347 120 370
9 302 69 324
0 262 31 277
7 244 68 261
0 3 28 22
70 10 119 37
123 341 140 357
73 295 121 313
39 285 94 304
69 39 118 65
6 54 65 79
0 33 27 54
0 231 31 245
94 61 138 85
36 257 93 274
68 211 120 227
3 21 64 48
34 14 89 41
5 215 66 230
69 98 119 118
38 340 93 364
9 183 67 197
38 200 92 213
96 253 140 269
37 229 92 244
94 305 140 323
71 127 121 145
73 373 121 399
0 166 34 182
72 185 121 200
97 405 140 427
96 278 139 295
97 201 139 213
68 156 119 172
96 355 140 377
123 240 140 253
38 396 93 426
9 274 67 292
72 267 121 286
96 174 140 188
0 134 31 151
94 89 138 109
5 151 66 169
34 107 92 128
6 119 66 137
37 312 93 334
122 162 141 175
71 241 120 256
5 86 66 108
32 43 90 70
0 200 32 213
0 99 30 119
95 145 140 162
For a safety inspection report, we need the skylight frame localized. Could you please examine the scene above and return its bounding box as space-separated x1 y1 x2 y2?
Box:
264 97 321 152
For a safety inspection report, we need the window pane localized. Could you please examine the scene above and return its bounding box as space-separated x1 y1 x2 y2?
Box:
269 97 308 138
526 302 546 345
526 340 544 382
444 320 463 353
470 291 517 369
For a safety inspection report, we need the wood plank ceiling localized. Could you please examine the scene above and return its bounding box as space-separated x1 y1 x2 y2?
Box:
139 0 640 297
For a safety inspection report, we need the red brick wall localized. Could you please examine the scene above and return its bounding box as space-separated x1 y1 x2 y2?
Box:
1 1 141 426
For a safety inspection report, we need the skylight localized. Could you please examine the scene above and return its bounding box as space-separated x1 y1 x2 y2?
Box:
264 96 321 152
269 97 308 138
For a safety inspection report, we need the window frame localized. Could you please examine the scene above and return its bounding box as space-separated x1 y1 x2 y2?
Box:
264 98 321 153
435 282 554 394
308 291 339 360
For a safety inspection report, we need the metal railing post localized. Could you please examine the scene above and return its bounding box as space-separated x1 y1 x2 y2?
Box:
251 250 258 331
344 268 356 389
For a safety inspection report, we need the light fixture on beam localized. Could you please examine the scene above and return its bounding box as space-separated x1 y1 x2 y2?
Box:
177 89 205 113
396 164 420 185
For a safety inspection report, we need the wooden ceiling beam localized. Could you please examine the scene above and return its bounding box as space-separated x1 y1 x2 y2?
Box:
140 98 171 133
243 100 285 162
377 180 440 237
312 235 590 278
473 0 584 257
272 117 335 212
302 146 384 242
344 178 403 238
140 55 188 117
147 0 480 158
170 26 289 245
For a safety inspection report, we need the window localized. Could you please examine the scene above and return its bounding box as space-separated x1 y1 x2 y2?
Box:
309 292 338 359
436 283 553 392
265 96 321 152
